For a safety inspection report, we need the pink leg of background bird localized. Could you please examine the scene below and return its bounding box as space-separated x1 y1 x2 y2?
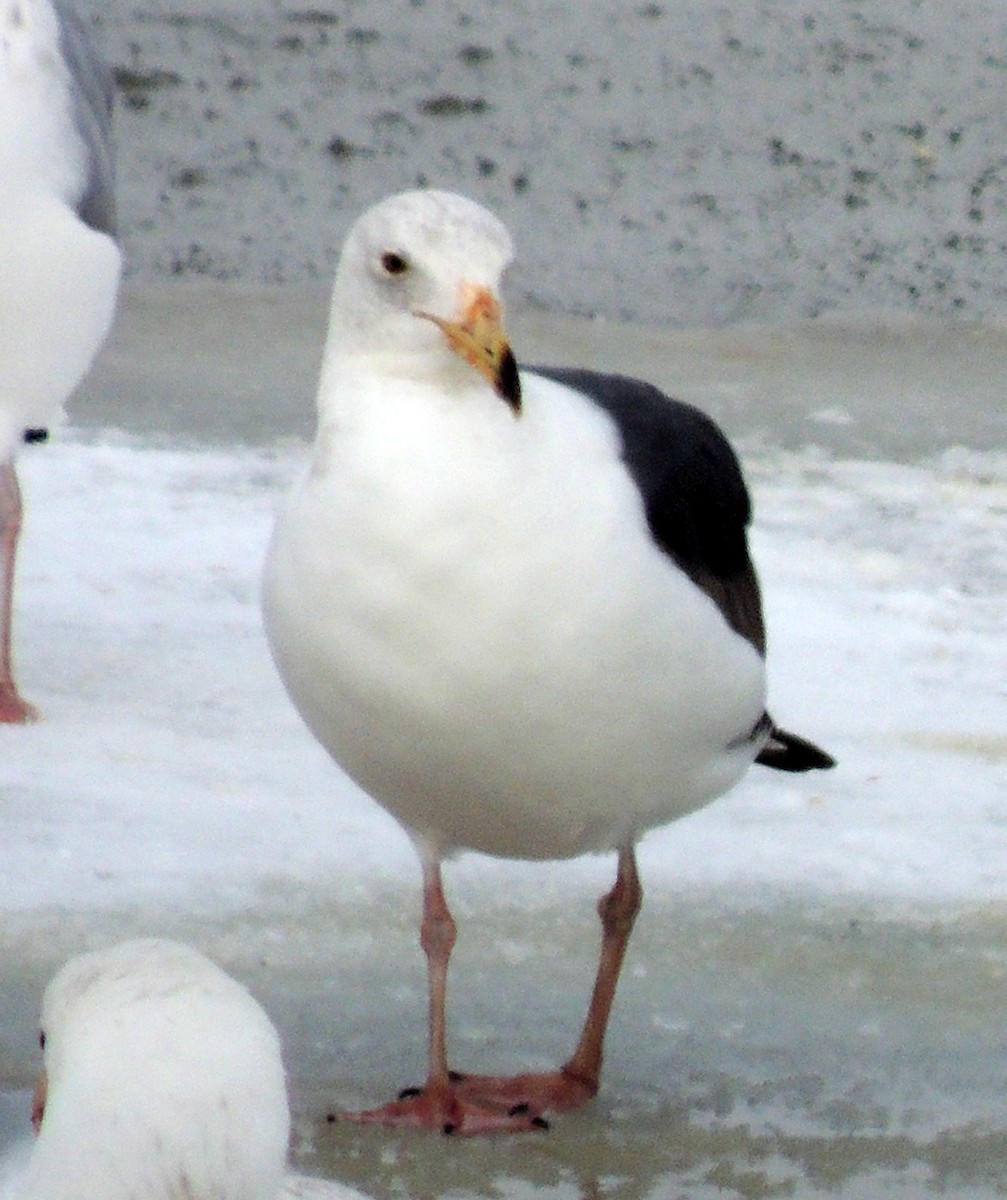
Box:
0 459 38 723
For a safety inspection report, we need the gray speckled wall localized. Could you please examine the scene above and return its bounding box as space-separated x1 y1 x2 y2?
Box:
86 1 1007 327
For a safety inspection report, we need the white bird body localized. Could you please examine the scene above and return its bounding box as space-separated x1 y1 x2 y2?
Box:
0 191 120 453
0 0 120 456
266 361 765 860
4 939 369 1200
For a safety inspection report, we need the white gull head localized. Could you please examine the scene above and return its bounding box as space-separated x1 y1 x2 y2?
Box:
318 189 516 414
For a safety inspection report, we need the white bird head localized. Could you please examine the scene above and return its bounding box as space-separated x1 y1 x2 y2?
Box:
321 190 521 412
22 939 290 1200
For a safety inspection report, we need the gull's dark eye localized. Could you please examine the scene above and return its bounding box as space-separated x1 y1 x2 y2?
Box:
380 251 409 276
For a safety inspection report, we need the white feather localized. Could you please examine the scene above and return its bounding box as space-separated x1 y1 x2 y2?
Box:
2 940 370 1200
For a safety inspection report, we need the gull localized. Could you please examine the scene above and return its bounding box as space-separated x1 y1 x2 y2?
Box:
0 0 121 722
262 189 835 1136
3 939 371 1200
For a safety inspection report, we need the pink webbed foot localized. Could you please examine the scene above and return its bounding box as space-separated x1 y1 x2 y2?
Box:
451 1065 598 1116
339 1075 552 1137
0 681 38 724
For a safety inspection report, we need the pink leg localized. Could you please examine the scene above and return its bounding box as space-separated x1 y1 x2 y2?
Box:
341 848 548 1135
0 459 38 724
341 844 643 1134
454 844 643 1114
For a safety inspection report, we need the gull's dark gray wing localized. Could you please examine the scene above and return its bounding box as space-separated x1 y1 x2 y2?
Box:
529 365 764 652
528 365 834 773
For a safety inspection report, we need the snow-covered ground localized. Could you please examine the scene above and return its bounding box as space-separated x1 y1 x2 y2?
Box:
0 302 1004 1198
2 435 1004 923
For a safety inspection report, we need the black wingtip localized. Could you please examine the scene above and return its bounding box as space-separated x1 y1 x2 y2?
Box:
757 726 836 773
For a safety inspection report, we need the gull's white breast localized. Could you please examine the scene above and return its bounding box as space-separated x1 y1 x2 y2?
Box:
263 369 766 860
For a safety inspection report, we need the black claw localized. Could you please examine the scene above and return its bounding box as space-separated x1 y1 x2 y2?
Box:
325 1112 336 1124
531 1116 550 1130
442 1121 457 1136
397 1086 422 1100
448 1070 466 1082
508 1103 530 1116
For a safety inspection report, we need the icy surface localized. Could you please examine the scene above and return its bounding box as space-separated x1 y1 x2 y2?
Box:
1 422 1004 1199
